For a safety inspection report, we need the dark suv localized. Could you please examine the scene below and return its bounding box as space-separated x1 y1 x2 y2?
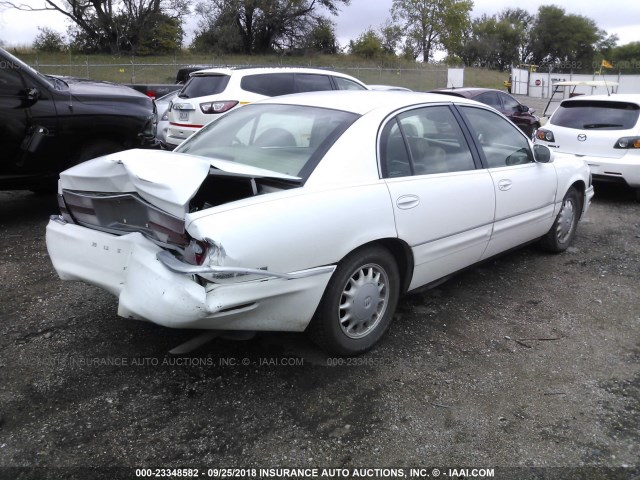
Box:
0 48 156 191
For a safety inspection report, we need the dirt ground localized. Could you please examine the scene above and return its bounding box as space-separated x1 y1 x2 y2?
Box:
0 182 638 480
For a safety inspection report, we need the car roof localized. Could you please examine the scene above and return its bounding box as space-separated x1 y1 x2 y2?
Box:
191 66 362 79
431 87 501 97
559 94 640 106
253 90 485 115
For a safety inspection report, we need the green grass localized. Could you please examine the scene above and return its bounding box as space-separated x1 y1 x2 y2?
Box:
9 48 508 90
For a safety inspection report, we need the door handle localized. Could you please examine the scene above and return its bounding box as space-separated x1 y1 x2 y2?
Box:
498 179 512 191
396 194 420 210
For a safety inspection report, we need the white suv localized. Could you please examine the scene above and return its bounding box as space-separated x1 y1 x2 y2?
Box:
534 94 640 197
166 66 368 148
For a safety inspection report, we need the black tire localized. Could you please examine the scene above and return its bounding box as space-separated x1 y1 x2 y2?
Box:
76 140 124 163
540 187 582 253
308 245 400 356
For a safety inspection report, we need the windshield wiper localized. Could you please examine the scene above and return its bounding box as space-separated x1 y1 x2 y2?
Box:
44 75 68 90
583 123 623 129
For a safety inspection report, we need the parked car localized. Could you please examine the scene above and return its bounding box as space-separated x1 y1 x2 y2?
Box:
431 87 540 137
0 47 157 191
534 94 640 199
165 67 368 148
46 91 593 355
175 65 210 84
154 90 179 147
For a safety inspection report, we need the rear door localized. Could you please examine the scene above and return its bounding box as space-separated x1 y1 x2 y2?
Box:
380 105 496 290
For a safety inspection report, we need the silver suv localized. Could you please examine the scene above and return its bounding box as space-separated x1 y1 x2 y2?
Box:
166 66 368 148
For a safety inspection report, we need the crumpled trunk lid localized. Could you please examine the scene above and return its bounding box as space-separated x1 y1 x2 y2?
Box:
59 149 213 218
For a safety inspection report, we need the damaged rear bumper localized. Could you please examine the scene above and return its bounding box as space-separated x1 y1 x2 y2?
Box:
46 218 335 331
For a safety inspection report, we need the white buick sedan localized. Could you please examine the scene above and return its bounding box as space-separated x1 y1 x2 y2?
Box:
46 91 594 355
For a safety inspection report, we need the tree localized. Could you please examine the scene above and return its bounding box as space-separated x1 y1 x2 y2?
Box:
390 0 472 62
306 18 339 54
609 41 640 73
455 9 530 70
0 0 188 54
348 28 384 59
192 0 349 55
529 5 614 71
379 19 402 56
33 26 67 52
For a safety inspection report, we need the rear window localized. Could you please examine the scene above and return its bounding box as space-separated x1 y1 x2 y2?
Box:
176 104 359 178
551 100 640 130
177 75 230 99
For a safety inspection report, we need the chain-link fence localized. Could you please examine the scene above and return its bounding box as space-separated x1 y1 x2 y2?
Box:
29 58 449 91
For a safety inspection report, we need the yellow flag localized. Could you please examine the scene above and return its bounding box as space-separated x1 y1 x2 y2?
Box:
601 59 613 69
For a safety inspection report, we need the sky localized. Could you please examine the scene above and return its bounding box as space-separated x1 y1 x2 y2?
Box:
1 0 639 50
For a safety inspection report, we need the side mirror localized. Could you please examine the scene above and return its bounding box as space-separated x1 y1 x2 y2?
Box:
533 144 553 163
519 104 530 113
21 87 41 107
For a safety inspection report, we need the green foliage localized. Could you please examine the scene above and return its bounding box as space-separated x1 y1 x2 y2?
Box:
456 9 530 70
379 19 402 56
609 41 640 73
306 18 340 55
349 29 384 59
33 27 67 53
528 5 614 72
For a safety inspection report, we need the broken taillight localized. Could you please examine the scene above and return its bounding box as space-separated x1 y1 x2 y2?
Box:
183 238 209 265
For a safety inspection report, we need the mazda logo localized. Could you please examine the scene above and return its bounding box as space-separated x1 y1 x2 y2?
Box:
577 134 587 142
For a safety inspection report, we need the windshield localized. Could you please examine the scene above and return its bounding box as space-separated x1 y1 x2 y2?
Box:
551 100 640 130
176 104 359 178
178 74 230 99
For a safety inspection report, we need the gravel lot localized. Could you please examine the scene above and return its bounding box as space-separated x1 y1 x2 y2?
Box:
0 179 639 480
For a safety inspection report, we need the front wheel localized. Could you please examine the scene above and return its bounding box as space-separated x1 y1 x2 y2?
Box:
308 246 400 356
540 187 582 253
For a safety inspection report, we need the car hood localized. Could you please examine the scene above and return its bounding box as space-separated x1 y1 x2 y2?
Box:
61 77 152 106
59 149 299 218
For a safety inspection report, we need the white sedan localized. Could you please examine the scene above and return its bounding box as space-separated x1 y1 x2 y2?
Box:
46 91 594 355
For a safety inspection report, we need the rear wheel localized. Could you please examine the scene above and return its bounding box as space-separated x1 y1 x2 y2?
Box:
540 187 582 253
308 246 400 356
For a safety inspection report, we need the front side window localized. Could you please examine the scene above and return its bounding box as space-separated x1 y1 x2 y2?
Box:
176 104 358 178
550 100 640 130
499 92 521 113
460 106 533 168
0 63 24 92
380 106 476 178
333 77 367 91
476 92 501 110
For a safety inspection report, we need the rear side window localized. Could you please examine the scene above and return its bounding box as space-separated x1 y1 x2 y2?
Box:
241 73 294 96
178 75 230 98
476 92 501 110
295 74 332 93
551 100 640 130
